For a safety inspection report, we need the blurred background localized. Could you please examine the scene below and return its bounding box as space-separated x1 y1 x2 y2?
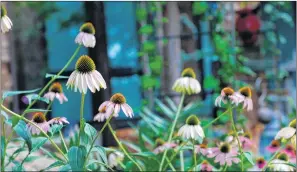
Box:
1 1 296 163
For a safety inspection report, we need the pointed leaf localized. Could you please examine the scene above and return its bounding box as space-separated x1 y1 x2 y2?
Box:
68 146 87 171
2 88 40 100
22 93 50 104
42 161 65 171
164 97 177 111
91 146 108 164
84 123 97 140
49 124 63 136
13 120 32 151
45 73 69 79
155 99 174 119
243 152 254 165
59 164 71 171
24 109 51 114
31 137 48 152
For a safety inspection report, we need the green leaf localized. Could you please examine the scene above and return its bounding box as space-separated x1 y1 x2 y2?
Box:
139 24 154 34
40 147 65 162
59 164 71 171
155 99 174 119
141 75 159 90
13 120 32 151
1 110 9 120
31 137 48 152
24 155 39 163
193 2 208 15
24 109 51 114
12 116 21 127
239 66 256 77
86 160 110 171
84 123 97 141
243 152 254 165
121 140 141 152
2 88 40 100
49 124 63 136
131 152 155 157
22 93 50 104
136 8 147 21
203 75 220 91
42 161 65 171
45 73 69 79
68 146 87 171
143 41 156 52
91 146 108 164
1 136 5 165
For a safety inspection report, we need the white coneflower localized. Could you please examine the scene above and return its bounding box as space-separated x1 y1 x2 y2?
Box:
27 112 50 135
44 82 68 104
93 93 133 122
108 151 124 168
215 87 240 107
172 68 201 95
75 22 96 48
66 55 106 94
48 117 69 125
275 119 296 149
232 86 253 111
178 115 205 143
269 153 295 171
1 5 13 33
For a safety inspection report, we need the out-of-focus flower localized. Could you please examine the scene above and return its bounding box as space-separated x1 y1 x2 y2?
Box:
194 143 208 156
93 93 133 122
200 160 213 171
248 157 266 171
239 132 253 150
275 119 296 148
266 140 281 153
44 82 68 104
108 151 124 168
75 22 96 48
282 144 296 163
1 5 13 33
178 115 204 143
66 55 106 94
269 153 295 171
207 142 240 166
27 112 50 135
48 117 69 125
172 68 201 95
231 86 253 111
153 138 177 154
215 87 238 107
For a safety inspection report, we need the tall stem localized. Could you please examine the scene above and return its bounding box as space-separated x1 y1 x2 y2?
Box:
78 93 85 146
180 150 184 171
1 104 68 162
162 141 188 170
262 148 281 171
59 130 68 153
21 45 81 117
159 93 185 171
202 108 230 129
192 140 197 170
44 101 53 116
230 108 244 172
107 123 143 171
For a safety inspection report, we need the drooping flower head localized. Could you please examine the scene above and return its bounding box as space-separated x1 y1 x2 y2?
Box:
266 140 281 153
256 157 266 169
215 87 238 107
207 142 240 166
1 5 13 33
66 55 106 94
172 68 201 95
269 153 295 171
48 117 69 125
153 138 177 154
200 160 213 171
239 132 253 150
27 112 50 135
282 144 296 160
178 115 204 143
93 93 133 122
275 119 296 148
75 22 96 48
108 150 124 168
231 86 253 111
195 143 208 156
44 82 68 104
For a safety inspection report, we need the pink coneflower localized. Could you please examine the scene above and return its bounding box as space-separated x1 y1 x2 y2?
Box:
239 132 253 151
48 117 69 125
93 93 133 122
282 144 296 163
248 157 266 171
207 142 240 166
27 112 50 135
153 139 177 154
266 140 280 153
194 144 208 156
231 86 253 111
215 87 239 107
44 82 68 104
200 160 213 171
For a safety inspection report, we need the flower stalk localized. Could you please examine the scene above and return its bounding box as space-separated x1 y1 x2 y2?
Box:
78 93 86 146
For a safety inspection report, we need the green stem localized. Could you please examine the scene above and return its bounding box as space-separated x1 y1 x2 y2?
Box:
165 157 176 171
20 152 30 166
192 140 197 170
78 93 85 146
230 108 244 172
84 115 113 168
159 93 185 171
44 101 53 116
162 141 188 171
1 104 68 162
21 45 81 117
180 150 184 171
107 123 143 171
59 130 68 153
262 148 281 171
222 164 228 171
202 108 230 129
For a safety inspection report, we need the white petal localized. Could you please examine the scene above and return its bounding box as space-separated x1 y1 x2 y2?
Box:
85 74 95 93
275 127 296 140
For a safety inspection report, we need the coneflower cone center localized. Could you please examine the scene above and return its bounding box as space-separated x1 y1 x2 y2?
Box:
80 22 95 34
155 138 165 146
277 153 289 161
289 119 296 128
32 112 46 123
239 87 252 98
256 158 265 165
1 5 7 17
110 93 126 104
75 55 96 73
186 115 200 126
219 143 231 153
223 87 234 96
271 140 280 147
49 82 63 93
285 145 294 152
181 68 196 78
244 132 252 139
200 144 207 149
100 106 107 113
